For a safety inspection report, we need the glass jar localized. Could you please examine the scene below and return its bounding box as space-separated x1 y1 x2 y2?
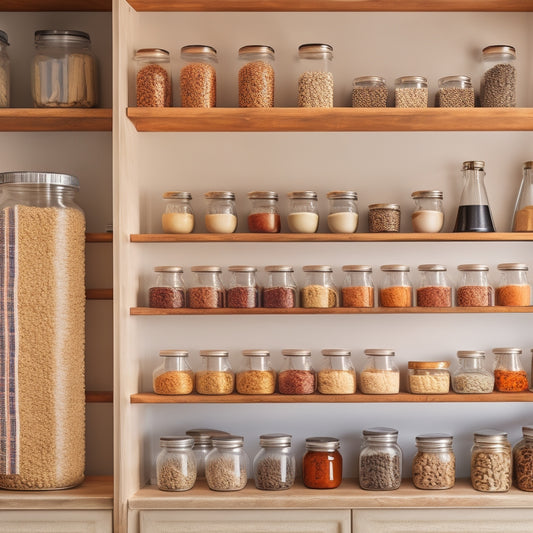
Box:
411 190 444 233
227 265 259 308
287 191 319 233
0 30 9 107
236 350 276 395
180 45 217 108
185 428 230 479
471 430 512 492
189 266 225 308
352 76 387 108
0 171 86 490
480 45 516 107
32 30 97 108
263 265 297 308
278 349 315 395
412 434 455 490
205 435 248 491
496 263 531 306
452 351 494 394
196 350 234 395
326 191 359 233
149 266 186 308
247 191 280 233
341 265 374 308
156 436 197 492
513 425 533 491
301 265 338 308
318 349 356 394
512 161 533 231
407 361 450 394
134 48 172 107
416 264 452 308
153 350 194 395
493 347 529 392
394 76 428 108
380 264 412 307
359 427 402 491
456 264 494 307
204 191 237 234
297 43 333 108
161 191 194 234
253 434 295 491
437 75 475 108
360 349 400 395
368 203 401 232
454 161 495 232
238 45 275 108
303 437 342 489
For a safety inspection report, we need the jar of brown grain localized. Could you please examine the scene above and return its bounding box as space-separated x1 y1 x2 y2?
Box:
227 265 259 308
149 266 186 308
416 264 452 307
153 350 194 395
457 264 494 307
368 203 401 232
134 48 172 107
189 266 225 308
180 45 217 107
238 45 275 108
196 350 234 395
263 265 297 308
236 350 276 395
278 349 316 394
301 265 338 308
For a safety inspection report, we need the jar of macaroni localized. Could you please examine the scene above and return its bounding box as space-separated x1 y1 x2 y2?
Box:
153 350 194 395
407 361 450 394
471 430 512 492
513 425 533 491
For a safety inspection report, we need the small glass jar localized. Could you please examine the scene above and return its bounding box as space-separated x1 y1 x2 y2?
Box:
162 191 194 233
253 434 295 491
513 425 533 491
297 43 333 108
452 351 494 394
360 349 400 395
153 350 194 395
456 264 494 307
189 266 225 308
0 30 10 108
247 191 280 233
238 45 275 108
412 434 455 490
416 264 452 308
318 349 356 394
302 437 342 489
493 347 529 392
380 264 412 307
263 265 297 308
411 190 444 233
278 349 315 395
512 161 533 231
326 191 359 233
480 45 516 108
287 191 319 233
204 191 237 234
134 48 172 107
185 428 230 479
341 265 374 308
471 430 512 492
236 350 276 395
437 75 475 108
394 76 428 108
180 45 217 108
149 266 186 308
496 263 531 306
301 265 338 308
196 350 234 395
359 427 402 491
368 203 401 232
407 361 450 394
352 76 387 108
156 436 197 492
227 265 259 308
205 435 248 491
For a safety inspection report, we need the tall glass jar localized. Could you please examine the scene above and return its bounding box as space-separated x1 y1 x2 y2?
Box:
263 265 297 308
227 265 259 308
416 264 452 308
153 350 194 395
496 263 531 306
0 171 86 490
0 30 9 108
368 203 401 232
407 361 450 394
236 350 276 395
247 191 280 233
493 347 528 392
317 349 356 394
156 436 197 492
437 75 475 108
134 48 172 107
253 434 295 491
162 191 194 234
412 434 455 490
512 162 533 231
297 43 333 108
341 265 374 308
326 191 359 233
411 190 444 233
360 349 400 395
456 264 494 307
302 437 342 489
394 76 428 108
185 428 230 479
32 30 97 108
204 191 237 234
238 45 275 108
287 191 319 233
180 45 217 108
278 349 315 395
513 425 533 491
149 266 186 308
380 264 412 307
480 45 516 107
471 430 512 492
452 351 494 394
196 350 234 395
205 435 248 491
352 76 387 108
301 265 338 308
189 266 225 308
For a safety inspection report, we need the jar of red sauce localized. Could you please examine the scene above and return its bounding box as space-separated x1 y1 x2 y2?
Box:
302 437 342 489
247 191 280 233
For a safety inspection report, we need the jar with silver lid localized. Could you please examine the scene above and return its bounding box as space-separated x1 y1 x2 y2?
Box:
180 45 217 108
204 191 237 234
156 436 197 492
380 265 412 307
263 265 297 308
496 263 531 306
189 266 224 308
253 434 295 491
352 76 387 108
227 265 259 308
437 75 475 108
162 191 194 234
153 350 194 395
452 351 494 394
236 350 276 395
416 264 452 308
493 347 529 392
287 191 319 233
394 76 428 108
303 437 342 489
149 266 186 308
247 191 280 233
512 161 533 231
481 45 516 107
0 30 9 107
297 43 333 108
368 203 400 232
456 264 494 307
411 190 444 233
278 349 315 395
327 191 359 233
301 265 338 308
238 45 275 108
185 428 230 479
471 430 512 492
412 434 455 490
205 435 248 491
196 350 234 395
341 265 374 308
318 349 356 394
513 425 533 491
360 349 400 395
135 48 172 107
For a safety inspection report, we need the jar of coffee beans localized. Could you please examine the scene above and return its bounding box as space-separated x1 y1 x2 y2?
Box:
134 48 172 107
368 203 400 232
263 265 297 308
238 45 275 108
297 43 333 108
394 76 428 108
189 265 225 308
180 44 217 108
253 433 295 491
227 265 259 308
352 76 388 108
437 75 474 108
149 266 186 308
480 45 516 108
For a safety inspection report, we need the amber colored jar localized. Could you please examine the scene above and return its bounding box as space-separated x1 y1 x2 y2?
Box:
302 437 342 489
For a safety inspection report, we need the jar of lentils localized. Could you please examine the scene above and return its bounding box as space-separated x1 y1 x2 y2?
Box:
451 351 494 394
196 350 234 395
352 76 388 108
394 76 428 108
247 191 280 233
278 349 315 395
161 191 194 234
149 266 186 308
496 263 531 306
437 75 475 108
456 264 494 307
297 43 334 108
204 191 237 234
253 434 295 491
341 265 374 308
156 436 197 492
380 264 412 307
301 265 338 308
236 350 276 395
368 203 401 232
180 44 217 108
513 425 533 491
471 430 512 492
287 191 319 233
238 45 275 108
189 266 225 308
227 265 259 308
416 264 452 308
205 435 248 491
134 48 172 107
326 191 359 233
263 265 297 308
412 434 455 490
360 349 400 395
185 428 230 479
317 349 356 394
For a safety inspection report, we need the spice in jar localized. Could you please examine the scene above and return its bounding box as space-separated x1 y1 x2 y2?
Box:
408 361 450 394
513 425 533 491
263 265 297 308
153 350 194 395
495 263 531 306
380 264 412 307
196 350 234 395
303 437 342 489
317 349 356 394
156 436 197 492
149 266 186 308
368 203 400 232
247 191 280 233
253 434 295 491
493 347 529 392
451 351 494 394
278 349 315 394
412 434 455 490
236 350 276 395
471 430 512 492
360 349 400 394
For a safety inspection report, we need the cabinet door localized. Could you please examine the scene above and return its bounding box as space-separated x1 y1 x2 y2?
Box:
0 510 112 533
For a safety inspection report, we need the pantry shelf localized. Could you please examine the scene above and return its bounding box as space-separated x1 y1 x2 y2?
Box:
0 109 112 132
86 391 113 403
86 233 113 243
87 289 113 300
1 1 111 11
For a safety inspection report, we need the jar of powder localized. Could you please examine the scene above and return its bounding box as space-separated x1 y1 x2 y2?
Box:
411 190 444 233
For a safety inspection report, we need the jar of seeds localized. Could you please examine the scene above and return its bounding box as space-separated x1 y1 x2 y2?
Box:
480 45 516 107
186 428 230 479
227 265 259 308
196 350 234 395
437 75 475 108
278 349 316 395
352 76 387 108
204 191 237 233
341 265 374 308
180 45 217 107
318 349 356 394
380 264 412 307
297 43 333 108
451 351 494 394
248 191 280 233
205 435 248 491
189 266 225 308
412 434 455 490
416 264 452 308
368 203 401 232
153 350 194 395
253 434 295 491
287 191 319 233
326 191 359 233
360 349 400 395
134 48 172 107
156 436 197 492
238 45 275 108
301 265 338 308
149 266 186 308
394 76 428 108
236 350 276 395
496 263 531 306
513 425 533 491
411 190 444 233
263 265 297 308
162 191 194 234
0 30 9 107
456 264 494 307
471 430 512 492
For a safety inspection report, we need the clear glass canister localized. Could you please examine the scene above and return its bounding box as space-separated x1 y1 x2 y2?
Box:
287 191 319 233
0 30 9 107
512 161 533 231
493 347 529 392
227 265 259 308
411 190 444 233
196 350 234 395
327 191 359 233
149 266 186 308
394 76 428 108
297 43 333 108
263 265 297 308
452 351 494 394
412 434 455 490
341 265 374 308
236 350 276 395
204 191 237 234
185 428 230 479
153 350 194 395
238 45 275 108
456 264 494 307
303 437 342 489
368 203 401 232
437 75 475 108
496 263 531 306
247 191 280 233
359 427 402 491
156 436 197 492
513 425 533 491
416 264 452 307
253 433 295 491
352 76 387 108
360 349 400 395
162 191 194 234
471 430 512 492
380 264 412 307
481 45 516 107
318 349 356 394
180 45 217 108
189 266 225 309
205 435 248 491
0 171 86 490
301 265 338 308
134 48 172 107
278 349 315 395
32 30 97 108
407 361 450 394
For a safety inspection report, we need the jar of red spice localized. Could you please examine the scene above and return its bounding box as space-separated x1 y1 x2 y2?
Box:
189 266 225 308
263 265 297 308
227 265 259 308
496 263 531 306
247 191 280 233
303 437 342 489
379 265 412 307
149 266 186 308
278 349 316 394
493 347 529 392
341 265 374 308
416 264 452 307
457 264 494 307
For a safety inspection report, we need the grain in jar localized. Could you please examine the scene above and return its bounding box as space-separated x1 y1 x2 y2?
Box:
341 265 374 308
411 190 444 233
0 30 9 107
368 203 400 232
227 265 259 308
301 265 338 308
513 425 533 491
236 350 276 395
263 265 297 308
278 350 315 395
456 264 494 307
297 43 333 108
318 349 356 394
496 263 530 306
253 434 295 491
204 191 237 234
407 361 450 394
161 191 194 233
196 350 234 395
512 161 533 231
480 45 516 108
186 428 230 479
153 350 194 395
303 437 342 489
238 45 275 108
412 434 455 490
352 76 387 108
360 349 400 395
380 264 412 307
180 45 216 108
287 191 319 233
451 351 494 394
135 48 172 107
205 436 248 491
156 436 197 492
189 266 224 308
416 264 452 308
437 75 475 108
395 76 428 108
493 347 529 392
149 266 186 309
247 191 280 233
326 191 358 233
471 430 512 492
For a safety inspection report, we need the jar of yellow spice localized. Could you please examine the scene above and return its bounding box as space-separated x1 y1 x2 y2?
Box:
153 350 194 395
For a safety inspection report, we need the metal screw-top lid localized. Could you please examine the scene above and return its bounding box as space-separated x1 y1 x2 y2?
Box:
199 350 229 357
204 191 235 200
159 436 195 449
0 30 9 46
415 433 453 449
326 191 358 200
438 75 472 86
362 427 399 443
492 347 522 356
228 265 257 273
305 436 340 452
364 349 395 357
457 350 486 359
135 48 169 60
522 426 533 438
395 75 427 85
411 190 443 200
368 203 400 211
35 29 91 44
288 191 318 200
321 349 351 357
212 435 244 449
185 428 230 444
497 263 528 271
159 350 189 357
265 265 294 273
457 264 489 272
248 191 278 200
0 171 80 189
482 45 516 58
154 265 184 273
242 350 270 357
181 44 217 59
191 265 222 273
298 43 333 59
353 75 386 85
239 45 275 57
462 161 485 171
418 264 447 272
303 265 333 273
342 265 372 272
282 349 311 357
473 429 509 444
259 433 292 448
163 191 192 200
523 161 533 170
380 264 410 272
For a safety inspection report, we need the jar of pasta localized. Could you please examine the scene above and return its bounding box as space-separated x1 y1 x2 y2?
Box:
156 436 197 492
451 351 494 394
189 266 225 308
456 264 494 307
185 428 230 479
253 434 295 491
412 434 455 490
149 266 186 308
227 265 259 308
513 425 533 491
278 349 315 395
471 430 512 492
204 191 237 234
496 263 531 306
407 361 450 394
205 436 248 491
263 265 297 308
360 349 400 394
236 350 276 395
379 265 412 307
287 191 319 233
196 350 234 395
416 264 452 307
341 265 374 308
162 191 194 234
317 349 356 394
493 347 528 392
153 350 194 395
180 45 217 107
301 265 338 308
303 437 342 488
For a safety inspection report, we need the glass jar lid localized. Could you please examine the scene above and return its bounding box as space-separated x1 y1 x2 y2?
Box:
457 264 489 272
204 191 235 200
321 349 351 357
473 429 508 444
368 203 400 211
259 433 292 447
408 361 450 370
212 435 244 448
326 190 358 200
163 191 192 200
418 264 447 272
342 265 372 272
135 48 169 60
265 265 294 272
522 426 533 438
242 350 270 357
181 44 217 59
228 265 257 273
0 171 80 189
415 433 453 448
159 350 189 357
288 191 318 200
463 161 485 171
282 349 311 357
353 75 385 84
362 427 399 441
305 436 340 451
239 45 275 57
457 350 486 359
381 264 410 272
154 265 184 273
482 44 516 57
411 190 443 200
186 428 230 444
438 75 472 86
0 30 8 46
298 43 333 58
191 265 222 273
497 263 528 271
248 191 278 200
523 161 533 170
395 75 427 85
199 350 229 357
364 349 395 357
35 29 91 44
492 347 522 356
160 436 195 449
303 265 333 273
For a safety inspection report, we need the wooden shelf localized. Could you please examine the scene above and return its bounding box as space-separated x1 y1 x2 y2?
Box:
87 289 113 300
86 233 113 243
127 108 533 132
1 1 111 11
0 109 112 132
86 391 113 403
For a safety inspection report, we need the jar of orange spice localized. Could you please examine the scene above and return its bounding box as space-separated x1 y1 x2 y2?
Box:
493 347 529 392
380 264 412 307
303 437 342 489
496 263 531 306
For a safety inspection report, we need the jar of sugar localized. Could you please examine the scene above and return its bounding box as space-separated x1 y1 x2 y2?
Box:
411 190 444 233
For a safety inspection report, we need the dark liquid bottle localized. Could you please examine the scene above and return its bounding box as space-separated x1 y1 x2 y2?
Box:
454 205 495 232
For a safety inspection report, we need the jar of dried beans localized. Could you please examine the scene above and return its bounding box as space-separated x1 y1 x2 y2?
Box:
205 435 248 491
247 191 280 233
471 430 512 492
480 45 516 108
196 350 234 395
236 350 276 395
263 265 297 308
185 428 230 479
512 161 533 231
411 190 444 233
153 350 194 395
134 48 171 107
238 45 275 108
394 76 428 108
189 266 225 308
318 349 356 394
496 263 531 306
412 434 455 490
360 349 400 395
227 265 259 308
156 436 197 492
380 264 412 307
451 351 494 394
437 75 475 108
407 361 450 394
368 203 401 232
301 265 338 308
0 30 9 108
457 264 494 307
352 76 388 108
149 266 186 308
287 191 319 233
326 191 359 233
341 265 374 308
204 191 237 234
278 349 316 395
297 43 333 108
416 264 452 308
161 191 194 234
303 437 342 489
253 433 295 491
180 44 217 108
493 347 529 392
513 425 533 491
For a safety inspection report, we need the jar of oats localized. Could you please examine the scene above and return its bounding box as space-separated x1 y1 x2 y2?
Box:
180 44 217 107
196 350 234 395
341 265 374 308
471 430 512 492
189 266 225 308
301 265 338 308
156 436 197 492
153 350 194 395
412 434 455 490
379 264 413 307
236 350 276 395
360 349 400 395
407 361 450 394
394 76 428 108
134 48 172 107
352 76 388 108
205 435 248 491
297 43 333 108
238 45 275 108
318 349 356 394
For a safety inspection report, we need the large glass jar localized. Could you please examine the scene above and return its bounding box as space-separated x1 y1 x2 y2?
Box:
287 191 319 233
496 263 531 306
437 75 475 108
411 190 444 233
317 349 356 394
204 191 237 234
493 347 528 392
185 428 230 479
352 76 387 108
236 350 276 395
412 434 455 490
297 43 333 108
263 265 297 308
0 30 9 107
227 265 259 308
303 437 342 489
153 350 194 395
238 45 275 108
394 76 428 108
134 48 172 107
416 264 452 308
161 191 194 234
513 425 533 491
156 436 197 492
301 265 338 308
205 435 248 491
326 191 359 233
32 30 97 108
278 349 315 395
247 191 280 233
180 45 217 108
0 171 86 490
407 361 450 394
368 203 401 232
512 161 533 231
360 349 400 395
380 264 412 307
456 264 494 307
196 350 234 395
471 430 512 492
341 265 374 308
149 266 186 308
189 266 225 308
480 45 516 107
452 351 494 394
253 434 295 491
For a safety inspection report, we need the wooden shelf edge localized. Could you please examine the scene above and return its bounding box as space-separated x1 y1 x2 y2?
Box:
86 391 113 403
0 109 112 132
86 233 113 243
1 1 111 10
86 289 113 300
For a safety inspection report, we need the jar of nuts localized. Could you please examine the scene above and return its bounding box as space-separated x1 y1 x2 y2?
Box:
394 76 428 108
153 350 194 395
162 191 194 234
471 430 512 492
247 191 280 233
278 349 316 395
412 434 455 490
513 425 533 491
407 361 450 394
134 48 172 107
196 350 234 395
253 433 295 491
437 75 475 108
185 428 230 479
496 263 531 306
156 436 197 492
204 191 237 234
180 44 217 108
301 265 338 308
263 265 297 308
416 264 452 308
368 203 401 232
379 264 412 307
326 191 359 233
227 265 259 308
317 349 356 394
238 45 275 108
341 265 374 308
205 435 248 491
352 76 388 108
360 349 400 395
189 266 225 308
149 266 186 308
456 264 494 307
297 43 334 108
236 350 276 395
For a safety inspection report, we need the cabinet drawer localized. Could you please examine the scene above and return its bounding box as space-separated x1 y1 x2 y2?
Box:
0 510 112 533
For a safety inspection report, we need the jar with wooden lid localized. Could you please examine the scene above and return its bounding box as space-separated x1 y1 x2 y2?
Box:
297 43 333 108
480 45 516 107
156 436 197 492
149 266 186 308
301 265 338 308
204 191 237 234
162 191 194 234
263 265 297 308
318 349 356 394
416 264 452 308
185 428 230 479
407 361 450 394
302 437 342 489
278 349 315 395
412 434 455 490
247 191 280 233
196 350 234 395
238 45 275 108
493 347 528 392
287 191 319 233
253 434 295 491
189 266 224 308
205 435 248 491
471 430 512 492
236 350 276 395
360 349 400 395
512 161 533 231
227 265 259 308
380 264 412 307
451 351 494 394
411 190 444 233
153 350 194 395
513 425 533 491
134 48 171 107
496 263 530 306
456 264 494 307
326 191 359 233
180 44 217 108
368 203 400 232
394 76 428 108
437 75 474 108
341 265 374 308
352 76 387 108
0 30 9 107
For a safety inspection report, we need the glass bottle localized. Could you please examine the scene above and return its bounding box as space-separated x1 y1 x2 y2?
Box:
453 161 495 232
204 191 237 234
156 436 197 492
326 191 359 233
278 349 315 395
238 45 275 108
153 350 194 395
512 162 533 231
196 350 234 395
297 43 333 108
189 266 225 308
236 350 276 395
412 434 455 490
162 191 194 234
205 435 248 491
253 434 295 491
247 191 280 233
407 361 450 394
416 264 452 307
301 265 338 308
452 351 494 394
456 264 494 307
263 265 297 308
317 349 356 394
302 437 342 489
513 425 533 491
496 263 530 306
180 45 217 108
360 349 400 395
493 347 528 392
227 265 259 308
0 30 9 107
480 45 516 108
341 265 374 308
352 76 387 108
437 75 475 108
134 48 172 107
149 266 186 308
368 203 401 232
380 264 412 307
471 430 512 492
394 76 428 108
411 190 444 233
185 428 230 479
287 191 319 233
